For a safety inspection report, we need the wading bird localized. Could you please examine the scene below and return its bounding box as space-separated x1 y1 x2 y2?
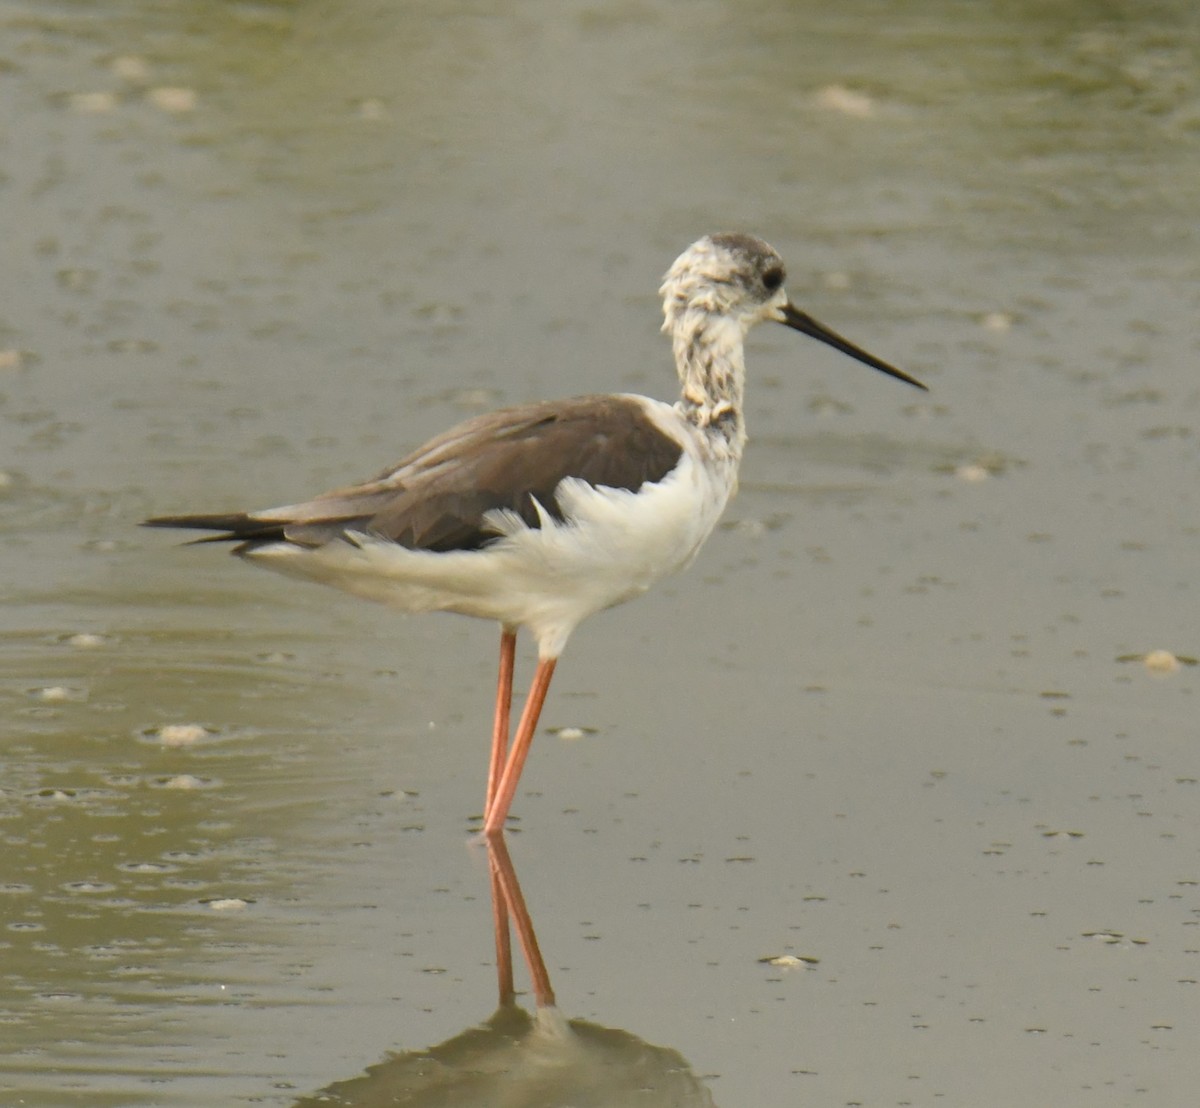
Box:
145 233 926 836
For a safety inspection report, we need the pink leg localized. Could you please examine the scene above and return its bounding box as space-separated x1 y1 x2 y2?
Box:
484 628 517 818
483 657 557 837
489 855 516 1007
489 834 556 1008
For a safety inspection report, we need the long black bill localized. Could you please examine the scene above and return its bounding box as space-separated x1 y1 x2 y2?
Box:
780 303 928 391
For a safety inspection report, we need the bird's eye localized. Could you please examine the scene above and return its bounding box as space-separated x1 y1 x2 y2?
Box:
762 267 784 292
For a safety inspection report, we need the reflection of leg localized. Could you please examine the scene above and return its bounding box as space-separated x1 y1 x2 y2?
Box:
483 658 557 837
489 853 516 1008
485 628 518 818
489 835 556 1009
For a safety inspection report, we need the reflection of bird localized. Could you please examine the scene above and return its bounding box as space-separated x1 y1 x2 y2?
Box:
290 835 718 1108
145 234 925 835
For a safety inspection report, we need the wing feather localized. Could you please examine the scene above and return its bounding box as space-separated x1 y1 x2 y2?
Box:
144 396 684 554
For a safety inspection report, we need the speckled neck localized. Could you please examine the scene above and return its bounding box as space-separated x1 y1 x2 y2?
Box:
668 308 747 455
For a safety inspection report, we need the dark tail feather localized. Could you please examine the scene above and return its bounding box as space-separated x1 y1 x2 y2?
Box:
142 513 286 546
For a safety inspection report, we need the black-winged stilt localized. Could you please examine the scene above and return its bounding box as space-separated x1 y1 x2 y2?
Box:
144 233 926 836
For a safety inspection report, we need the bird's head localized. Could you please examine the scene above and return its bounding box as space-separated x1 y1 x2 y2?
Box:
660 233 927 391
659 232 789 334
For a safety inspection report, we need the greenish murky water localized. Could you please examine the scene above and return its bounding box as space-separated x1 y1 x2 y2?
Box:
3 1 1198 1104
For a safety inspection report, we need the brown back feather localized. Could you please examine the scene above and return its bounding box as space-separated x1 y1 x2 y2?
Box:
146 396 684 555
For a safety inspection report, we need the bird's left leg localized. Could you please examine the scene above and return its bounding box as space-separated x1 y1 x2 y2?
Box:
483 656 557 836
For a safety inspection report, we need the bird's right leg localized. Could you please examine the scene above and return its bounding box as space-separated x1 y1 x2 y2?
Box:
484 627 518 819
488 833 555 1008
489 849 516 1007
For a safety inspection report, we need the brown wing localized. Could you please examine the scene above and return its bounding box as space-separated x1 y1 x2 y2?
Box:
144 395 683 554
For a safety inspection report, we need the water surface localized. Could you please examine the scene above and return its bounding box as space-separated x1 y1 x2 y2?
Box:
2 1 1198 1104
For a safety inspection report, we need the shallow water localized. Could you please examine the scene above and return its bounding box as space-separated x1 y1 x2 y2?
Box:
2 1 1199 1104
